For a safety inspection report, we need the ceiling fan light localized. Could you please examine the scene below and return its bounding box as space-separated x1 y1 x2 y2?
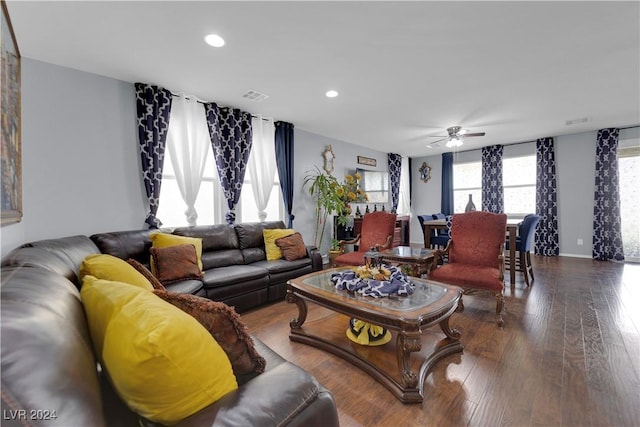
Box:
446 136 463 148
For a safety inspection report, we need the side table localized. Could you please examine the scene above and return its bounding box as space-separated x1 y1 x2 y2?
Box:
380 246 435 278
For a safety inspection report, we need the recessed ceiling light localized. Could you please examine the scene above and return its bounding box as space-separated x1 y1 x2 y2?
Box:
204 34 225 47
325 90 339 98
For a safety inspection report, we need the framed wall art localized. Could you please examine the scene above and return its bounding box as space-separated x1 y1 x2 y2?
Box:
1 1 22 224
357 155 376 167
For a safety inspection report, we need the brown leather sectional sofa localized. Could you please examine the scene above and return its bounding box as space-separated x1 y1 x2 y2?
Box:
0 221 338 427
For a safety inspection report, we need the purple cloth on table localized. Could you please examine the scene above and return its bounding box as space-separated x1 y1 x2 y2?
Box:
331 265 414 298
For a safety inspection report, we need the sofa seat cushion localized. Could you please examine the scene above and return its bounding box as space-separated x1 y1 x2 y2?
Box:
81 277 237 425
202 265 268 289
251 258 312 274
164 279 204 295
430 264 504 291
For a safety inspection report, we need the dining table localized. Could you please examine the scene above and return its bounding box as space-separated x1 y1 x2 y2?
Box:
422 218 521 285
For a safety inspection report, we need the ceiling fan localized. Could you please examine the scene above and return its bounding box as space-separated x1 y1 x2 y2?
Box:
426 126 486 148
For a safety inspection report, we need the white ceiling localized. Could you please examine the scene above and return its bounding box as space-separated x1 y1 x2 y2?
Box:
6 1 640 157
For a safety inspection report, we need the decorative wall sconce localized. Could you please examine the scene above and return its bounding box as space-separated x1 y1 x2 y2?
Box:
323 145 335 175
419 162 432 183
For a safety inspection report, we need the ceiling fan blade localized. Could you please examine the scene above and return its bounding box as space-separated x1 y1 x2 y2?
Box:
426 138 447 146
426 135 448 138
463 132 486 137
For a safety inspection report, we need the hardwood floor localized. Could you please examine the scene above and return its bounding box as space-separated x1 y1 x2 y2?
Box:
241 256 640 427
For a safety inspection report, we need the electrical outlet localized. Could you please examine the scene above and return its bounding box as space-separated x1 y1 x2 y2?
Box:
577 238 584 245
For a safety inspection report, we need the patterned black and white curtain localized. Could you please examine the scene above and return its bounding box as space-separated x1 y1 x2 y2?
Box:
204 103 253 224
481 145 503 213
535 137 559 256
388 153 402 212
135 83 173 229
275 121 295 227
593 128 624 261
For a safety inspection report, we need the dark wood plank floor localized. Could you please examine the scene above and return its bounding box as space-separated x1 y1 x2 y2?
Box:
241 256 640 427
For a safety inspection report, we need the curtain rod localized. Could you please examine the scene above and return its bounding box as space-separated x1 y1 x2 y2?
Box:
170 92 272 121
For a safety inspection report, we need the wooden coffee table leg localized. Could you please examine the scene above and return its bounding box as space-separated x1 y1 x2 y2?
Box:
285 289 307 329
396 330 421 389
439 316 462 340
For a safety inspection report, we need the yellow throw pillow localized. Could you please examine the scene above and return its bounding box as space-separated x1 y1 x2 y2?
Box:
150 233 203 271
263 228 295 260
81 276 237 425
79 254 153 290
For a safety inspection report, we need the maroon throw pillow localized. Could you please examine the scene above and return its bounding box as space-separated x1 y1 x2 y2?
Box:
153 290 266 376
126 258 166 291
149 244 203 285
275 232 307 261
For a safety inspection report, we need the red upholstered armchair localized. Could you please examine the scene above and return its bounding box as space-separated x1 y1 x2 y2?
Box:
334 211 397 267
429 211 507 326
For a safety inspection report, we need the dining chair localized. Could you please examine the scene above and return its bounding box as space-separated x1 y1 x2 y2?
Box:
429 211 508 326
505 214 541 286
417 214 449 249
334 211 397 267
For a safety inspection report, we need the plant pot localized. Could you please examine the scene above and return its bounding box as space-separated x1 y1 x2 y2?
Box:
328 249 341 268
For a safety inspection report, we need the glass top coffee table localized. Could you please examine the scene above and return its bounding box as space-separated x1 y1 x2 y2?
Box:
286 268 463 403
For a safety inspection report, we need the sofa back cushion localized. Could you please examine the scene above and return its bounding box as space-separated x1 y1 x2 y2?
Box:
1 267 106 427
235 221 286 264
1 246 81 287
173 224 244 269
17 235 100 286
90 230 154 266
173 224 239 251
201 249 245 269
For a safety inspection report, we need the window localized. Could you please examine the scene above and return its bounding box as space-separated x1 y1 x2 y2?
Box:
453 161 481 213
239 177 283 223
159 107 285 227
619 146 640 262
157 143 220 227
503 155 536 218
453 155 535 217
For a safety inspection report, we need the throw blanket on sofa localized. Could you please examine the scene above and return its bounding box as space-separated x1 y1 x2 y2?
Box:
331 266 414 298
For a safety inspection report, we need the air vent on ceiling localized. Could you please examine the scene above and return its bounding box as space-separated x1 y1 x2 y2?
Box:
242 90 269 102
566 117 589 126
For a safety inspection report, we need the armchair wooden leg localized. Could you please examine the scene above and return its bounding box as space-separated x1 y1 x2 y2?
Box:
495 292 504 327
520 251 530 286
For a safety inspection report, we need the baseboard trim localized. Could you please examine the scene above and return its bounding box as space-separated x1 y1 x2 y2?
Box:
558 253 592 259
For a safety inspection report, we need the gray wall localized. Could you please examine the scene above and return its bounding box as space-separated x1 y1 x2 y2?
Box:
1 59 145 255
410 129 639 257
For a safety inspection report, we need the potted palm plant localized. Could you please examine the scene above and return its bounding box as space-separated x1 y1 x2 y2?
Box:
303 168 343 249
303 168 369 250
